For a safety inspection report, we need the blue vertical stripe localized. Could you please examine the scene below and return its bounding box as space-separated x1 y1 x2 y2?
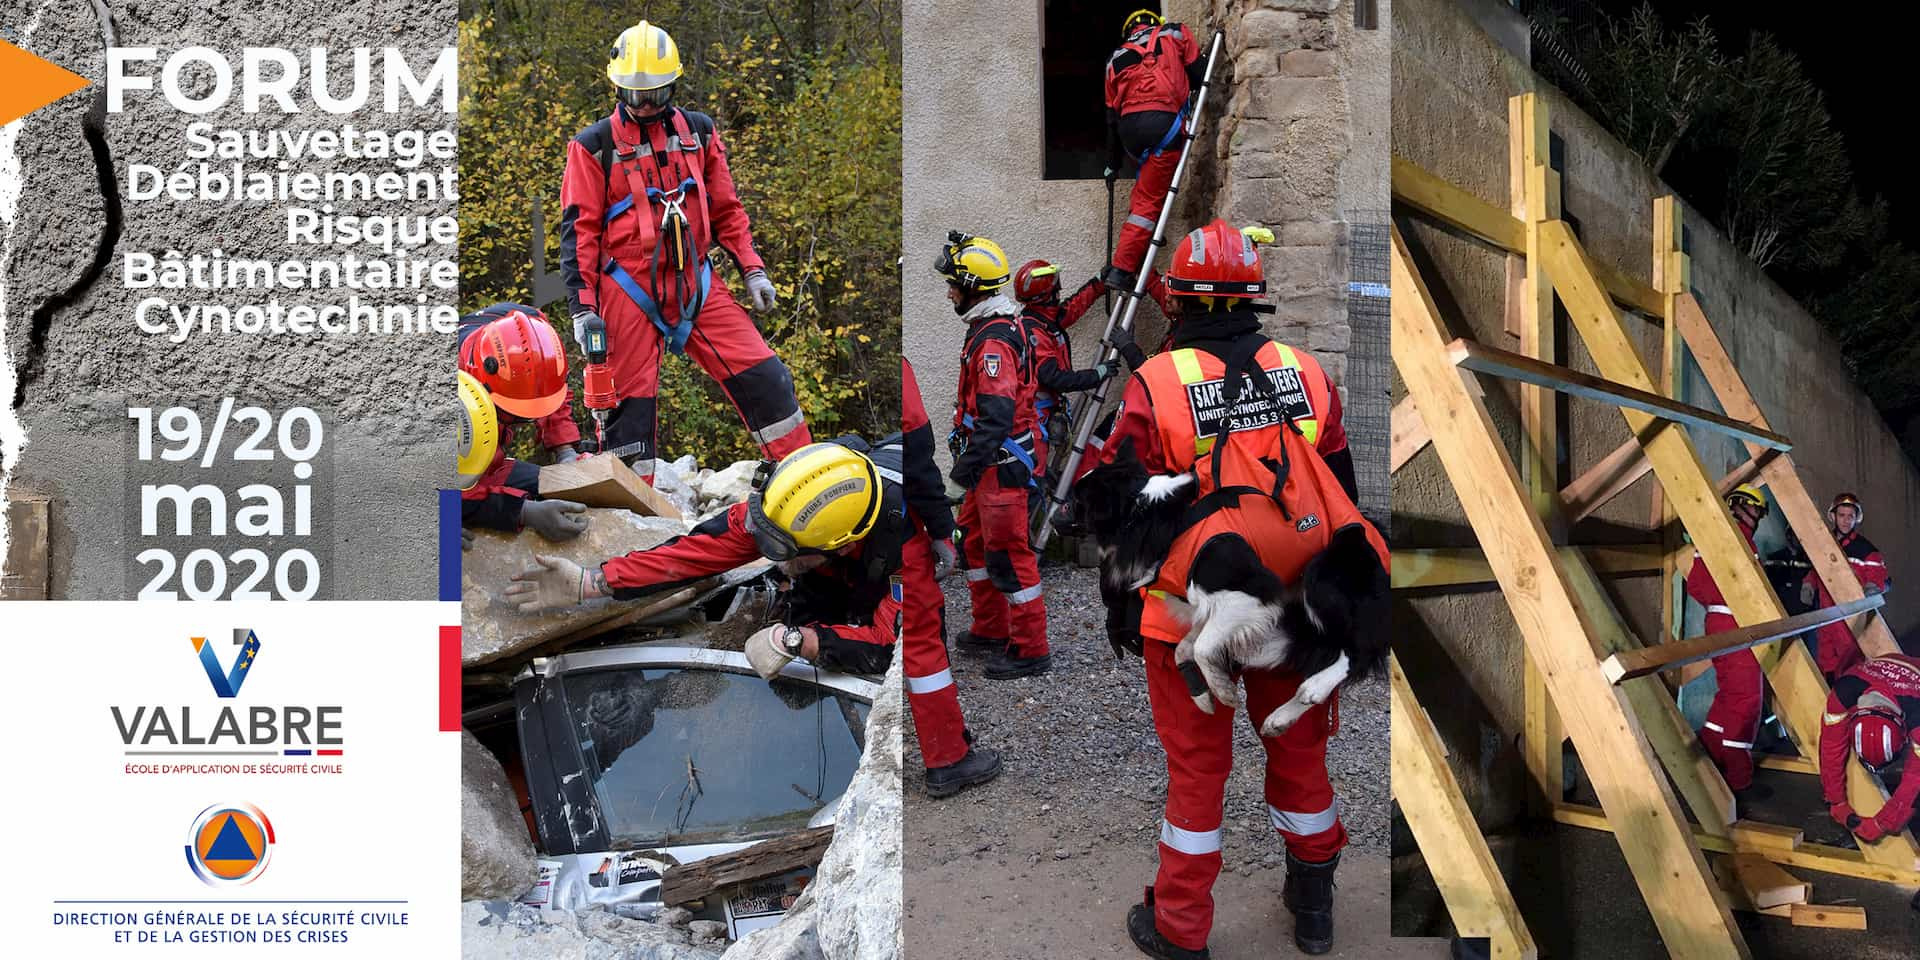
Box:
439 489 461 602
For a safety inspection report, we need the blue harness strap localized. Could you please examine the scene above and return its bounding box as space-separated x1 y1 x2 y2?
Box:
603 177 709 356
959 413 1038 486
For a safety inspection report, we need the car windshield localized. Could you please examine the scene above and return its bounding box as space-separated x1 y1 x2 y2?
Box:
563 667 864 847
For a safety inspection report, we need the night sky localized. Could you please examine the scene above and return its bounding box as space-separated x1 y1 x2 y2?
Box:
1607 1 1915 247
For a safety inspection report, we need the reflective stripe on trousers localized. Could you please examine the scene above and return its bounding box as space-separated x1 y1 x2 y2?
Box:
906 668 954 695
1269 801 1340 836
1160 820 1221 856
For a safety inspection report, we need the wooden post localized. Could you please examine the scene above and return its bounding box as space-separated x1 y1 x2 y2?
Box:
1391 656 1539 958
1514 94 1566 820
1394 224 1749 958
1654 197 1688 646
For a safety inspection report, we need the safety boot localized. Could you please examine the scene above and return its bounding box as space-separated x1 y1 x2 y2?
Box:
1126 889 1210 960
984 649 1051 679
954 631 1007 653
924 742 1003 799
1282 851 1339 955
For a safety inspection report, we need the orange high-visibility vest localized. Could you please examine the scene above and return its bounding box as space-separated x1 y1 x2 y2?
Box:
1133 341 1385 644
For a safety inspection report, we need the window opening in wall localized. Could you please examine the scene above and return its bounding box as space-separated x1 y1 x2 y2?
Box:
1356 0 1379 30
1041 0 1161 180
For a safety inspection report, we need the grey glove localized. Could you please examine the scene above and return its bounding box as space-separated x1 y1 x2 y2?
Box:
1105 325 1148 369
550 444 582 464
944 474 969 505
745 269 778 312
932 538 959 582
504 554 604 614
522 498 589 542
1092 360 1119 380
570 311 602 351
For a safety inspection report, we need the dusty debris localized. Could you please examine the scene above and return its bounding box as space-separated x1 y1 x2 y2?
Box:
461 509 690 666
698 461 760 509
461 900 722 960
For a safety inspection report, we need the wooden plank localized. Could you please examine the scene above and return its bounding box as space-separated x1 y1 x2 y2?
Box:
1788 904 1866 930
1671 293 1898 662
1391 395 1430 473
1393 544 1665 590
539 454 684 520
1711 858 1800 917
1602 596 1885 684
1653 197 1686 667
1731 821 1805 853
1727 855 1810 909
1393 223 1749 959
1755 753 1819 776
1662 290 1920 868
1 496 50 599
1555 804 1920 886
1391 153 1663 317
1561 437 1655 523
659 825 833 905
1714 450 1780 499
1447 337 1793 451
1392 155 1525 251
1391 655 1539 959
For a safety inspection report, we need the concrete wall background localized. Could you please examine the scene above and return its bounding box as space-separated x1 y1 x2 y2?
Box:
904 0 1390 519
1392 0 1920 827
2 0 454 599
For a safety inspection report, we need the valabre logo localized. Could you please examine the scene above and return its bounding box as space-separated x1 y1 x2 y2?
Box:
194 629 262 698
185 802 275 886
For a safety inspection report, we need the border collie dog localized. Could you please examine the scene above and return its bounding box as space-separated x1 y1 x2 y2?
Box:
1074 439 1389 736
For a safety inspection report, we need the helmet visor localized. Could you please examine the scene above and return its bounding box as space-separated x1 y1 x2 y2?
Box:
747 490 800 562
618 84 674 111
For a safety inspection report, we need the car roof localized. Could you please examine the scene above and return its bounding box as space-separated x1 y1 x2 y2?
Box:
515 644 880 702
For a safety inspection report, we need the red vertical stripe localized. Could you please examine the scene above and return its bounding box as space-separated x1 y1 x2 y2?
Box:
439 625 462 732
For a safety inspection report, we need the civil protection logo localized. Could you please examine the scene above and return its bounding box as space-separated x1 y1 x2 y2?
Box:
184 802 275 886
193 628 261 698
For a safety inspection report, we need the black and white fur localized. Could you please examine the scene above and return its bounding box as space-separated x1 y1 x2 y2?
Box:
1073 439 1389 736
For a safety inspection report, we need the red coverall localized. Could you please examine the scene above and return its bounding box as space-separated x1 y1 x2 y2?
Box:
1105 22 1202 274
596 499 901 675
1090 337 1357 952
1688 520 1764 790
559 106 810 483
1021 276 1105 475
902 359 971 768
951 295 1049 659
1803 529 1890 679
1820 654 1920 841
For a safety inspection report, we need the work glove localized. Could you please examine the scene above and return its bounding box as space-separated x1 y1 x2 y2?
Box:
1105 324 1148 370
745 624 805 680
1800 581 1816 607
570 310 602 351
522 498 589 542
550 444 582 464
1091 360 1119 381
1854 815 1888 843
1830 800 1857 828
504 554 604 614
931 537 958 582
944 473 969 505
744 269 778 312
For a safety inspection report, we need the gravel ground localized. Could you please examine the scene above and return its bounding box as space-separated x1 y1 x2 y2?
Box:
904 560 1403 955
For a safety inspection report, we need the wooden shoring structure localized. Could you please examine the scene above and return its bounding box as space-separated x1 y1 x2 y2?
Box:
1390 92 1919 954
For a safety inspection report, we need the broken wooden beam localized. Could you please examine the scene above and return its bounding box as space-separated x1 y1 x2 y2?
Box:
539 454 684 519
1447 337 1792 452
1601 595 1885 684
1788 903 1866 929
659 825 834 906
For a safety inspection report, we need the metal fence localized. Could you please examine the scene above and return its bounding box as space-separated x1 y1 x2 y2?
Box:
1345 211 1391 531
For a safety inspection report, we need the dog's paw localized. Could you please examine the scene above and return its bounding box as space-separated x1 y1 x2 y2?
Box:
1260 703 1308 738
1192 693 1215 714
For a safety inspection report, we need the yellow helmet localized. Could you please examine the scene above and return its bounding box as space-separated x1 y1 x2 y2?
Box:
1727 483 1769 516
934 231 1011 293
608 21 683 110
456 371 499 491
747 443 883 560
1123 9 1164 35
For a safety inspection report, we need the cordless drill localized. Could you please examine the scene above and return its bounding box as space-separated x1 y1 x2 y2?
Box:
577 313 616 450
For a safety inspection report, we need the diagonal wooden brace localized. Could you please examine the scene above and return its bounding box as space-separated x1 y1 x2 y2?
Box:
1603 596 1886 684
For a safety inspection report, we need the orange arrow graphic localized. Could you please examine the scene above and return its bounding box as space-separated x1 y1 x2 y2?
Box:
0 39 91 127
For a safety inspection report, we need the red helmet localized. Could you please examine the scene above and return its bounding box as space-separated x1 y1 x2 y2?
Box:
1166 219 1267 299
1013 259 1061 303
458 308 569 419
1853 701 1906 771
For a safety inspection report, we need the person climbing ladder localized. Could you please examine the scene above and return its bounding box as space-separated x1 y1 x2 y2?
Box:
1102 9 1207 290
